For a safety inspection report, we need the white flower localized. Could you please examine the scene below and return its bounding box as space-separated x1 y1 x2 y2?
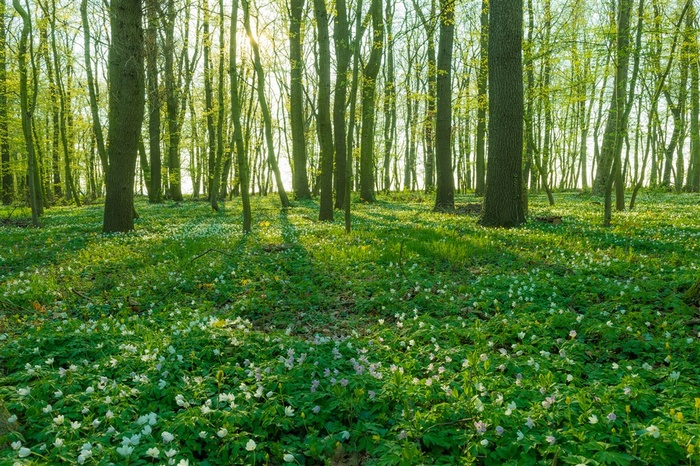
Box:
162 431 175 443
505 401 516 416
246 439 257 451
17 387 31 397
7 414 17 424
669 371 680 381
53 415 64 425
70 421 81 430
146 447 160 458
53 438 64 448
105 410 114 419
340 431 351 440
588 414 598 424
116 445 133 457
164 448 178 458
480 439 489 447
284 406 295 417
54 390 63 398
217 428 228 438
42 404 53 413
11 441 21 450
646 425 660 438
283 453 295 462
177 460 189 466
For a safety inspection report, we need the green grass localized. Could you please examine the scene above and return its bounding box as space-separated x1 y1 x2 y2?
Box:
1 192 699 465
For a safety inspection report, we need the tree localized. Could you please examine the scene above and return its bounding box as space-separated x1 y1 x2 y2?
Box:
81 0 108 178
13 0 40 226
242 0 290 208
289 0 311 200
0 0 11 205
479 0 525 228
359 0 383 203
433 0 455 212
474 0 488 197
145 0 162 203
314 0 334 220
102 0 145 233
333 0 350 208
230 0 251 232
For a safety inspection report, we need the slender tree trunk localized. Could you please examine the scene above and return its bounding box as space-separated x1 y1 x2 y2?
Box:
689 3 700 192
290 0 311 200
474 0 488 196
359 0 383 203
433 0 455 211
479 0 525 228
601 0 632 226
103 0 145 233
0 0 11 205
203 1 219 210
164 0 183 201
382 1 396 193
314 0 334 220
81 0 108 177
14 0 40 225
333 0 350 208
242 0 290 208
145 0 162 203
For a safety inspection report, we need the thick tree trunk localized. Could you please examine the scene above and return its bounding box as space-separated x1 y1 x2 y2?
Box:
433 0 455 212
164 0 183 201
479 0 525 228
103 0 144 233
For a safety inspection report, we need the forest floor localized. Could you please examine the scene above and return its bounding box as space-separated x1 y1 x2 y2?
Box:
0 192 699 465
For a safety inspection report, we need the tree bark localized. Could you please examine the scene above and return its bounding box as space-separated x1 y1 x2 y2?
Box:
314 0 334 220
145 0 162 203
474 0 488 196
0 0 10 205
289 0 311 200
479 0 525 228
359 0 383 203
103 0 145 233
433 0 455 212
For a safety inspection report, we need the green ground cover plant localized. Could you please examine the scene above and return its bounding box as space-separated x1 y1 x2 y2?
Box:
0 193 699 465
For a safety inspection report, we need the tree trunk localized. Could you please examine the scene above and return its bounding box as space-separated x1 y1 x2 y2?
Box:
103 0 145 233
359 0 383 203
203 1 219 210
479 0 525 228
145 0 162 203
13 0 40 225
474 0 488 196
433 0 455 212
242 0 290 208
289 0 311 200
333 0 350 208
314 0 334 220
80 0 108 178
689 3 700 192
601 0 632 226
382 1 396 193
0 0 11 205
164 0 183 201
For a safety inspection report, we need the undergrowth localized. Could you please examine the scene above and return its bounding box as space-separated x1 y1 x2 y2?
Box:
0 192 699 465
